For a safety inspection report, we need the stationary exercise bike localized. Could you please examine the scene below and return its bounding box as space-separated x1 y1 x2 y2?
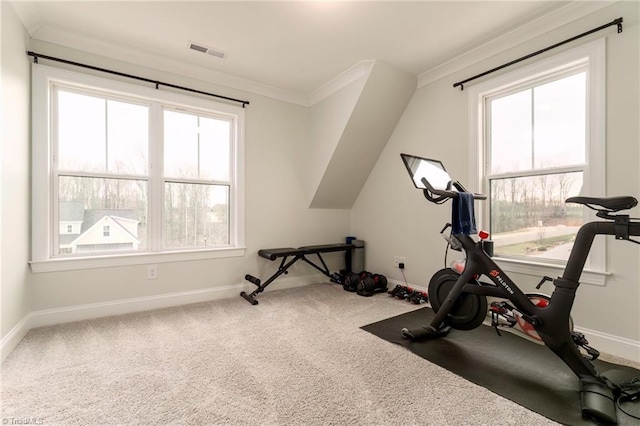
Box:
399 153 640 424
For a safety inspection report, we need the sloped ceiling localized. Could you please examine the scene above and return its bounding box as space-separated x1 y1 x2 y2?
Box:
308 61 416 208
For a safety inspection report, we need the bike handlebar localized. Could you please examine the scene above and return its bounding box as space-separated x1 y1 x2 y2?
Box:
421 177 487 202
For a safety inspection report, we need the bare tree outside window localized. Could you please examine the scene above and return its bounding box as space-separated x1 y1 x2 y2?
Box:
163 109 232 249
488 72 586 262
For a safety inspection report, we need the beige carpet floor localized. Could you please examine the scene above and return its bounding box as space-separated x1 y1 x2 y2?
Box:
1 283 560 425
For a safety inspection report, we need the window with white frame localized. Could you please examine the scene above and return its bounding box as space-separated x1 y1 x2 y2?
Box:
31 64 245 271
469 40 606 280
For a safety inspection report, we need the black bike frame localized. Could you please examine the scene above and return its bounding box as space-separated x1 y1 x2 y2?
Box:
430 220 640 379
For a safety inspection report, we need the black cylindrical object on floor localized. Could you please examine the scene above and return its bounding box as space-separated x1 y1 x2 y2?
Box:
350 239 365 273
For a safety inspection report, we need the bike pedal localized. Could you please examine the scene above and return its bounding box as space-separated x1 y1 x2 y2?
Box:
489 302 508 315
582 344 600 360
572 332 600 360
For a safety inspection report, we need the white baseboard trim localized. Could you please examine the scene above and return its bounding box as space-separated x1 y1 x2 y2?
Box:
29 273 323 329
575 326 640 364
1 315 31 362
28 283 247 329
1 273 322 362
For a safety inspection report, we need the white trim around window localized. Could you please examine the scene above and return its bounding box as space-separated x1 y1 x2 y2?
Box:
30 64 245 273
468 39 607 284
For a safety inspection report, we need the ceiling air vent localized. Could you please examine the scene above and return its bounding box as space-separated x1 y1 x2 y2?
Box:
188 41 227 59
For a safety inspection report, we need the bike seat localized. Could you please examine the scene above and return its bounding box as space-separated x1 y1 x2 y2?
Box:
566 196 638 212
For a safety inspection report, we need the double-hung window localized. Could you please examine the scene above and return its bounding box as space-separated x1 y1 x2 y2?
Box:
31 65 245 272
469 39 606 284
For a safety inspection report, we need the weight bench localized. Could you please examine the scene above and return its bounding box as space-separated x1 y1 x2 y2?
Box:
241 243 354 305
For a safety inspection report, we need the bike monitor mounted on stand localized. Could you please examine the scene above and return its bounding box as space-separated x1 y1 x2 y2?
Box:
401 153 451 191
401 153 485 204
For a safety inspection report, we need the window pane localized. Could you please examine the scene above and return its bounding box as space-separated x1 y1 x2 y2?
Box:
199 117 231 181
164 110 231 180
58 176 147 255
107 100 149 175
57 91 150 175
490 172 583 262
533 72 586 168
489 90 532 174
58 90 106 172
164 110 198 179
164 183 229 248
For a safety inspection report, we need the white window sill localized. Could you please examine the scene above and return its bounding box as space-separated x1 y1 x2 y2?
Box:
30 247 246 273
494 257 610 286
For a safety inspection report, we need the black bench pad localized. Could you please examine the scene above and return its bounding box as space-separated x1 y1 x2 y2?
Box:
258 243 354 261
299 243 354 254
258 247 299 261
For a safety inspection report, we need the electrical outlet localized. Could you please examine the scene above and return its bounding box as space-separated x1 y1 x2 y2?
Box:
393 256 406 268
147 265 158 280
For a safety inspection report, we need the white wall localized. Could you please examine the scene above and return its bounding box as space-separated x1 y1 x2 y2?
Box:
1 3 31 342
24 40 351 313
310 61 416 209
307 74 367 205
352 2 640 359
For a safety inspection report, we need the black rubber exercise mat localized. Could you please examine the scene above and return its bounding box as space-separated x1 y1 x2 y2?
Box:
362 307 640 425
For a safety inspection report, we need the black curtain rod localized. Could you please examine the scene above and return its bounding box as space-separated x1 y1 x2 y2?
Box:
26 51 250 107
453 17 623 90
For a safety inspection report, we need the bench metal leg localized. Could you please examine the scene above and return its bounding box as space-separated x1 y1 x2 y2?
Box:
301 253 332 277
240 255 302 304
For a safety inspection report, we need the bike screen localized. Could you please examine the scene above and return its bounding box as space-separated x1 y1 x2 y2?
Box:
401 153 452 190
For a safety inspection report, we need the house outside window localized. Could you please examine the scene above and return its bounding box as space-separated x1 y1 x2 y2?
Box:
31 65 245 272
468 40 606 284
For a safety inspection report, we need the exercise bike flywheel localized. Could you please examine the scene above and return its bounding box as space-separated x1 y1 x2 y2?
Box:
428 268 487 330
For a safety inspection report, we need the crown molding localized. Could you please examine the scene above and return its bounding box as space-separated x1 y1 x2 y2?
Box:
28 25 310 106
27 24 375 108
417 0 617 88
8 1 42 34
307 60 375 106
10 0 372 107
